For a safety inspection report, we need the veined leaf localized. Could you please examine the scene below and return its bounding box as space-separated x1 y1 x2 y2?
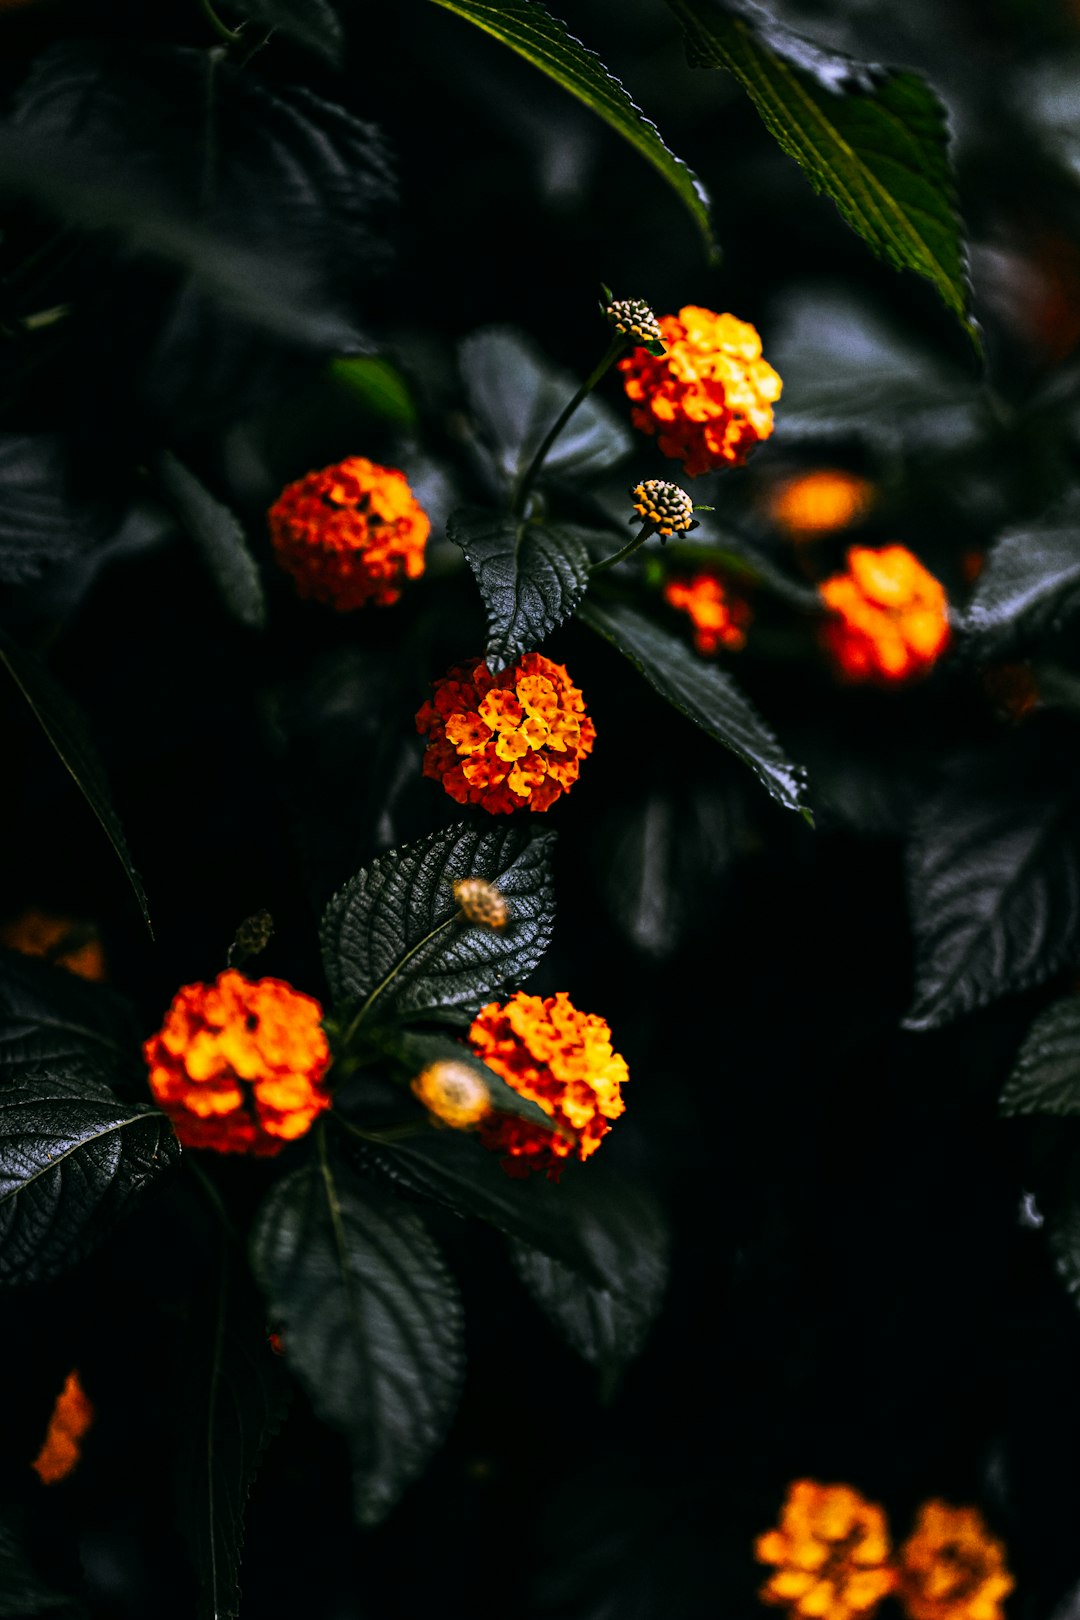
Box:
577 597 810 817
428 0 713 252
1001 999 1080 1118
320 822 556 1030
0 950 139 1079
374 1027 560 1133
664 0 976 344
0 1068 180 1284
449 505 594 671
233 0 344 63
250 1154 464 1525
961 496 1080 656
152 453 266 632
0 631 151 933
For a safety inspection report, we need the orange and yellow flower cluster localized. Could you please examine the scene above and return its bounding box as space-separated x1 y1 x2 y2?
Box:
819 546 951 685
467 991 627 1177
619 306 782 477
32 1370 94 1485
416 652 595 814
144 970 332 1155
664 572 752 655
269 456 429 611
756 1480 1013 1620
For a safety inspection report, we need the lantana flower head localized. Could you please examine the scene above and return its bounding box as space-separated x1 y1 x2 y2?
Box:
898 1501 1014 1620
468 991 627 1178
755 1479 896 1620
268 456 429 611
664 572 751 654
416 652 595 814
32 1370 94 1486
412 1060 493 1130
768 469 875 539
619 306 782 477
144 970 332 1156
819 545 951 685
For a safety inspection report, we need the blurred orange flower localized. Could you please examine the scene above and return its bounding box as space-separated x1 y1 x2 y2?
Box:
32 1370 94 1486
768 470 875 539
898 1501 1014 1620
755 1479 896 1620
144 970 331 1155
469 991 627 1178
412 1059 493 1129
619 306 781 477
664 572 752 654
820 545 951 685
416 652 595 814
268 456 429 611
0 909 105 982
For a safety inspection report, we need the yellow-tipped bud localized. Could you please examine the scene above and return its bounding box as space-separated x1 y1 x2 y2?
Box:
412 1061 492 1130
453 876 509 928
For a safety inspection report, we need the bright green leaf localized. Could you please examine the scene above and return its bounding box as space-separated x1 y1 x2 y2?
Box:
330 356 418 428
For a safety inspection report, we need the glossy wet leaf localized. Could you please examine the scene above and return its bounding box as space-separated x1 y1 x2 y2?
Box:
449 506 594 671
0 632 151 934
962 495 1080 656
429 0 713 251
665 0 976 343
250 1158 463 1526
0 1067 180 1284
1001 999 1080 1117
152 453 266 631
320 822 556 1028
577 597 810 817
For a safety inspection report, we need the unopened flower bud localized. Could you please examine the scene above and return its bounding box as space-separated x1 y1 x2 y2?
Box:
412 1061 492 1130
453 876 508 928
630 479 696 540
228 910 275 968
605 297 663 347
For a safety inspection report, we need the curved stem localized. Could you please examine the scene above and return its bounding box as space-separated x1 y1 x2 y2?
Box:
589 526 654 576
199 0 242 45
511 335 626 518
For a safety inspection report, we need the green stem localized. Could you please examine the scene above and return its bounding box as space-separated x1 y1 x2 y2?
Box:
589 526 655 576
511 335 626 518
338 915 457 1052
199 0 242 45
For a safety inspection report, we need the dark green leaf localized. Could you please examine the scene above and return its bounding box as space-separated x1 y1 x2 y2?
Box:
511 1172 669 1372
904 730 1080 1030
0 436 116 586
235 0 344 63
375 1027 560 1132
0 950 139 1079
330 356 418 427
320 822 556 1027
175 1250 291 1620
152 453 266 632
961 496 1080 656
0 631 152 934
250 1156 464 1525
449 506 594 671
664 0 976 343
577 597 810 817
1001 999 1080 1117
0 1502 82 1616
460 327 631 493
0 1068 180 1284
428 0 713 251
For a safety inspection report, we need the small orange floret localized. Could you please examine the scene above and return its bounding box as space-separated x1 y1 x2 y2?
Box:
143 970 331 1156
412 1059 493 1130
268 456 429 611
898 1501 1014 1620
32 1370 94 1485
755 1479 897 1620
468 991 627 1178
0 909 105 982
768 469 875 539
819 545 951 686
664 572 752 655
618 305 781 477
416 652 595 815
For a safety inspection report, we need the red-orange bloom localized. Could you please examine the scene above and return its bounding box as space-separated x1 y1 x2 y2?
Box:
755 1479 897 1620
819 545 951 685
416 652 595 814
618 306 782 477
664 572 752 654
767 469 875 539
898 1501 1014 1620
0 909 106 982
32 1370 94 1485
268 456 429 611
144 970 331 1156
468 991 627 1178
